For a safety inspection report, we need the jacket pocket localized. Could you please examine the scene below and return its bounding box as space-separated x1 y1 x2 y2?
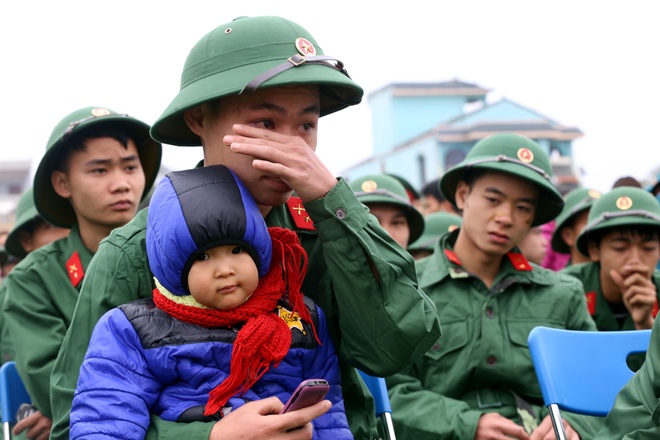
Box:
424 319 469 361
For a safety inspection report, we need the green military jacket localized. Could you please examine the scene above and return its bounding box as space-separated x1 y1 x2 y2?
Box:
50 178 441 440
594 314 660 439
3 225 93 418
387 231 602 439
562 262 660 331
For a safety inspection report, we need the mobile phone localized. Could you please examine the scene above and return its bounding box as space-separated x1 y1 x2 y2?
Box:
16 403 37 422
280 379 330 414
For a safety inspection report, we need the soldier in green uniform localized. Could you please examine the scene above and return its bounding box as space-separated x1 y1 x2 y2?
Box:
408 211 462 260
593 310 660 439
3 107 161 440
387 133 602 440
551 187 602 267
50 16 441 440
563 186 660 333
349 173 425 249
0 187 70 366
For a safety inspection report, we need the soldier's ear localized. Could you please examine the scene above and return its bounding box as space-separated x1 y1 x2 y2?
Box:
51 170 71 199
184 105 205 136
560 226 577 247
586 239 600 262
455 181 469 211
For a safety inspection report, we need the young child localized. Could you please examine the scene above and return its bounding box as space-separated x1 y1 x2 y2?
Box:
70 165 350 440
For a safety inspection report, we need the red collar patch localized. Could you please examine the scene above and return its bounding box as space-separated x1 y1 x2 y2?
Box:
585 291 596 316
286 196 315 231
444 249 462 266
507 252 532 271
66 251 84 288
653 301 659 318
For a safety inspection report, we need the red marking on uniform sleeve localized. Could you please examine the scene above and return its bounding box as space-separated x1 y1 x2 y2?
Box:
507 252 532 271
286 196 316 231
66 251 84 288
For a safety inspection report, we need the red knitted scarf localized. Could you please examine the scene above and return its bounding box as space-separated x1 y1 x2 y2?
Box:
152 227 318 417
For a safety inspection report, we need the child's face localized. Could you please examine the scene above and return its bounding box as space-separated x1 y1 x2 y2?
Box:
188 244 259 311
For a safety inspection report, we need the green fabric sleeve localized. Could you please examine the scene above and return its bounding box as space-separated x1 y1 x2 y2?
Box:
50 211 155 440
386 364 482 439
304 179 441 376
594 315 660 439
4 261 65 418
145 415 213 440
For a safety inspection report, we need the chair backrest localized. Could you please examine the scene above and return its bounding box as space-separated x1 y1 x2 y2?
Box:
1 361 31 424
528 326 651 416
357 370 396 440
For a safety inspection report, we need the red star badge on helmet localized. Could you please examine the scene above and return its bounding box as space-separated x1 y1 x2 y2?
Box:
295 37 316 56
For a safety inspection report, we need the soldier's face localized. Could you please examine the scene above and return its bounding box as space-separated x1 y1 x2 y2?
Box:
366 203 411 248
588 229 660 289
51 137 145 235
186 85 320 210
455 171 538 258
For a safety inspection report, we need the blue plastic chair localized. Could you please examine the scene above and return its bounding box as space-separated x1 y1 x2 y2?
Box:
528 326 651 440
357 370 396 440
0 362 31 440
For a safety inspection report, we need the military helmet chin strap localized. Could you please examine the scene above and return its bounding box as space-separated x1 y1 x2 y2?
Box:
240 54 351 94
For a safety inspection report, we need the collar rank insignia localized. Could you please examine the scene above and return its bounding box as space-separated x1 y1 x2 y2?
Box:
444 249 462 266
653 301 659 318
66 251 84 288
507 252 532 271
277 305 306 335
286 196 315 231
585 292 596 315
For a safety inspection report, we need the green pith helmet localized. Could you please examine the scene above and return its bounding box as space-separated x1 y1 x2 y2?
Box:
349 174 425 243
150 15 364 146
408 212 462 252
5 188 39 258
33 107 162 228
576 186 660 256
551 187 602 253
439 133 563 226
386 173 421 202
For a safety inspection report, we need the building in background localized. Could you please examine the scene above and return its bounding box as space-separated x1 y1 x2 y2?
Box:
342 79 582 195
0 160 31 231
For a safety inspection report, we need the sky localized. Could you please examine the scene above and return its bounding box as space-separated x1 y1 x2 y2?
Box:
1 1 659 193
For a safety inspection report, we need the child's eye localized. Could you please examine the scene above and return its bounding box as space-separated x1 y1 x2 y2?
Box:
196 253 210 261
231 246 243 255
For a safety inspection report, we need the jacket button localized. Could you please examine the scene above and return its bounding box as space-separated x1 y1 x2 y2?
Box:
335 208 346 219
487 356 497 366
485 308 495 318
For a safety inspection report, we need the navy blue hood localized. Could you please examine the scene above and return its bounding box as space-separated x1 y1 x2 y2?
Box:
146 165 272 296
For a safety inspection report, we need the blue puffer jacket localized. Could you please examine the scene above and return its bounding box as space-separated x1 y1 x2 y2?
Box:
70 296 349 440
70 166 351 439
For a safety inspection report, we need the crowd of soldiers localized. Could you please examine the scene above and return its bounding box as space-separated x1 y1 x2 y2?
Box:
1 14 660 440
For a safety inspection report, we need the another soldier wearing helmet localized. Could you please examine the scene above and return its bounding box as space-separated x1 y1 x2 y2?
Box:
563 187 660 334
386 133 602 440
550 187 602 268
408 212 462 260
3 107 161 440
349 174 425 249
50 16 440 440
